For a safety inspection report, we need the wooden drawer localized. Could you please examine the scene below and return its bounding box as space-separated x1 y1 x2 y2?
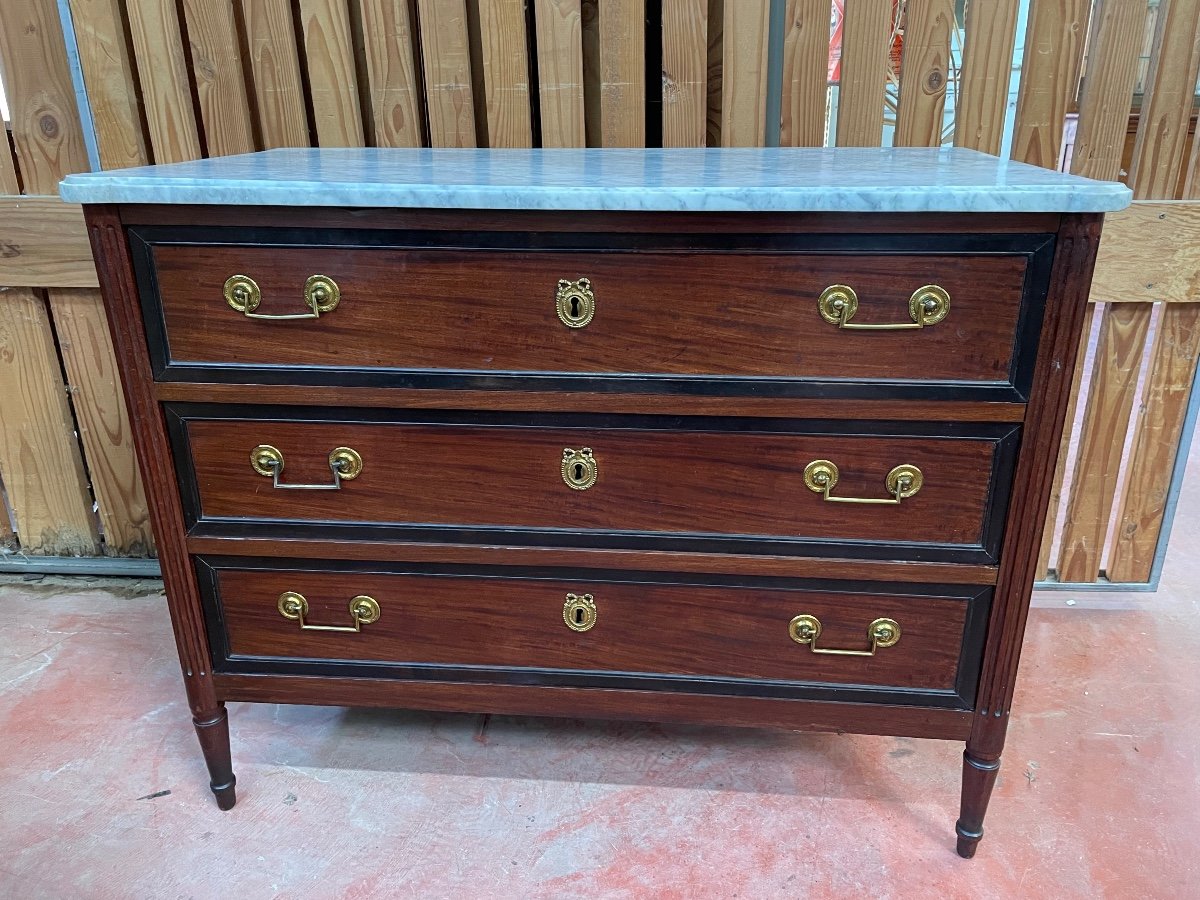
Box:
197 558 990 708
133 228 1053 402
170 407 1018 563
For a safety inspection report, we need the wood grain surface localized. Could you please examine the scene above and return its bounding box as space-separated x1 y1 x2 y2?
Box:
661 0 708 147
780 0 830 147
150 245 1031 383
357 0 425 148
893 0 955 148
214 566 973 690
954 0 1020 155
241 0 310 149
534 0 586 147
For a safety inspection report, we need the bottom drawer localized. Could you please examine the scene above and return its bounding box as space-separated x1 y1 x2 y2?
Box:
197 558 991 709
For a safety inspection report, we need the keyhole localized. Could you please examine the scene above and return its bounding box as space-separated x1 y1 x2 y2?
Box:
574 606 584 625
573 462 584 481
569 296 581 318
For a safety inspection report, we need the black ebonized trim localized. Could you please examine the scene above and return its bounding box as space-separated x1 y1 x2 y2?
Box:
129 226 1055 404
194 555 992 710
165 403 1020 564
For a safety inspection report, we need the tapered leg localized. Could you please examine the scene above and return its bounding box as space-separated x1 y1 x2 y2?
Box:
194 704 236 810
955 748 1000 858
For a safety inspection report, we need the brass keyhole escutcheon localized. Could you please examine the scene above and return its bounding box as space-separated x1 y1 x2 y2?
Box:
563 593 597 632
556 278 595 328
561 447 598 490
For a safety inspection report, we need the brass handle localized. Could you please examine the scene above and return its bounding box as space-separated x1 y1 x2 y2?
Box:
788 614 901 656
224 274 341 320
803 459 922 505
250 444 363 490
818 284 949 330
556 278 595 328
277 591 380 632
563 593 597 632
562 447 598 490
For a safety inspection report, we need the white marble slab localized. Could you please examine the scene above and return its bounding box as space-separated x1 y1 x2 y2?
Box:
59 147 1131 212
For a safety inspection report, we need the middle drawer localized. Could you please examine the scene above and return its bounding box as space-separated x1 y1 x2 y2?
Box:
170 407 1017 563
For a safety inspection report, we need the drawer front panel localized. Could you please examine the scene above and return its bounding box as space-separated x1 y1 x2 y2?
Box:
134 228 1054 401
172 408 1017 562
198 559 990 707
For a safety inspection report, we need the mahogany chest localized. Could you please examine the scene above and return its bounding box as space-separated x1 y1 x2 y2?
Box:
63 147 1129 857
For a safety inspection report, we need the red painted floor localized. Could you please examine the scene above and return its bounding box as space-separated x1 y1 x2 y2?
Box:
3 457 1199 897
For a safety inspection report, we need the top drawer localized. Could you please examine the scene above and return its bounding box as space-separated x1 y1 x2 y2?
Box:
131 227 1055 402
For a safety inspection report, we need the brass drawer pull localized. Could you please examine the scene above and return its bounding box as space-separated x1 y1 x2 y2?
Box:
788 614 901 656
818 284 949 330
803 459 922 505
562 447 598 490
277 591 380 632
563 593 597 632
556 277 595 328
250 444 363 490
224 274 341 320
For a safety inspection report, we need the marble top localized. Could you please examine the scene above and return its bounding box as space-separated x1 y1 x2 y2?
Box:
59 147 1131 213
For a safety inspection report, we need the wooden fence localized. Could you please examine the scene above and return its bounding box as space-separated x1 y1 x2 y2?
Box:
0 0 1198 585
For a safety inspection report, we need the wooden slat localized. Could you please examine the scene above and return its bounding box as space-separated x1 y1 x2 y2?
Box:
1068 0 1148 182
241 0 311 148
1107 0 1200 582
955 0 1020 155
1037 301 1096 579
720 1 770 147
67 0 150 168
598 0 645 147
780 0 830 147
179 0 257 155
834 0 892 147
0 481 14 548
1010 0 1089 168
534 0 585 148
1091 202 1200 304
705 0 723 146
1127 0 1200 198
0 124 19 193
661 0 708 147
297 0 366 147
0 289 98 555
1108 303 1200 581
358 0 425 148
48 290 153 555
0 0 90 189
1056 303 1152 582
0 198 96 289
416 0 478 147
124 0 203 163
475 0 534 147
894 0 954 147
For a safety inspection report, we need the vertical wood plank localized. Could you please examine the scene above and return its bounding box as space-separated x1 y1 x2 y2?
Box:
1010 0 1089 168
835 0 892 147
1107 0 1200 582
0 0 90 188
535 0 585 147
241 0 311 148
48 290 153 555
705 0 723 146
0 289 99 555
0 125 20 192
1057 303 1152 582
476 0 534 147
417 0 478 146
720 0 770 147
124 0 204 163
67 0 151 168
0 483 15 548
894 0 954 147
598 0 645 146
955 0 1020 155
358 0 425 148
661 0 708 147
298 0 366 147
179 0 257 155
780 0 830 147
581 0 602 146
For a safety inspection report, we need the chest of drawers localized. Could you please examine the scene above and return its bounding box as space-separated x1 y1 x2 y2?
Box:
63 147 1129 858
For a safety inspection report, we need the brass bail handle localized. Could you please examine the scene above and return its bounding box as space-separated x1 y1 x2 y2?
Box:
803 459 923 505
277 591 381 632
818 284 950 330
250 444 363 490
224 274 341 320
788 614 902 656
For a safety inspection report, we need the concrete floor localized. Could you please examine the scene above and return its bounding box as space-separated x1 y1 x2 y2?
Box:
3 464 1199 898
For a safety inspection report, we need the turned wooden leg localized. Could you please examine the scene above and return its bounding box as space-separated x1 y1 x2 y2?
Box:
955 748 1000 858
194 704 236 810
